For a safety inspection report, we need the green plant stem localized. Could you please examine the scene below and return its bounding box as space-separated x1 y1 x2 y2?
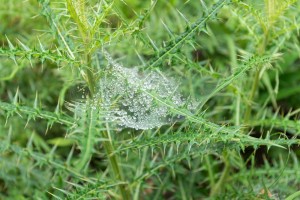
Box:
66 0 95 96
210 153 230 197
244 28 269 124
205 155 215 189
71 1 128 196
244 68 261 123
102 125 131 200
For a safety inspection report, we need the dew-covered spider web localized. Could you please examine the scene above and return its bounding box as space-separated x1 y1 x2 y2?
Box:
87 50 195 130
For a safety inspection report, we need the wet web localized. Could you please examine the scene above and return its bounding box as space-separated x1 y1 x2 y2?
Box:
76 51 197 130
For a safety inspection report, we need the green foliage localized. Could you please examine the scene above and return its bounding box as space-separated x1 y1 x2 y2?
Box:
1 0 300 199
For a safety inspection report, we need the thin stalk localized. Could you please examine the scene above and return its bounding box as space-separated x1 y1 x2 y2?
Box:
66 0 95 95
66 2 127 198
102 124 131 200
205 155 215 190
210 153 230 197
244 29 269 124
244 68 261 123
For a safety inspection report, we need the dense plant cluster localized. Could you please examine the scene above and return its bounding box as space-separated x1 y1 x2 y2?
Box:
1 0 300 199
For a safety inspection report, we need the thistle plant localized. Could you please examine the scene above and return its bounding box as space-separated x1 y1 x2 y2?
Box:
1 0 300 199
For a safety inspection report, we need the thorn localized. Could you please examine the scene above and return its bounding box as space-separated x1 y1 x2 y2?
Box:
56 47 62 56
5 35 15 50
45 121 54 135
17 39 33 67
38 38 45 52
161 20 174 38
52 21 75 60
176 9 190 25
202 27 209 35
200 0 208 15
25 116 31 129
34 91 39 110
16 39 30 51
26 132 34 149
146 34 159 51
66 145 75 165
5 114 10 126
135 49 146 66
5 35 18 65
13 87 19 105
55 101 60 115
